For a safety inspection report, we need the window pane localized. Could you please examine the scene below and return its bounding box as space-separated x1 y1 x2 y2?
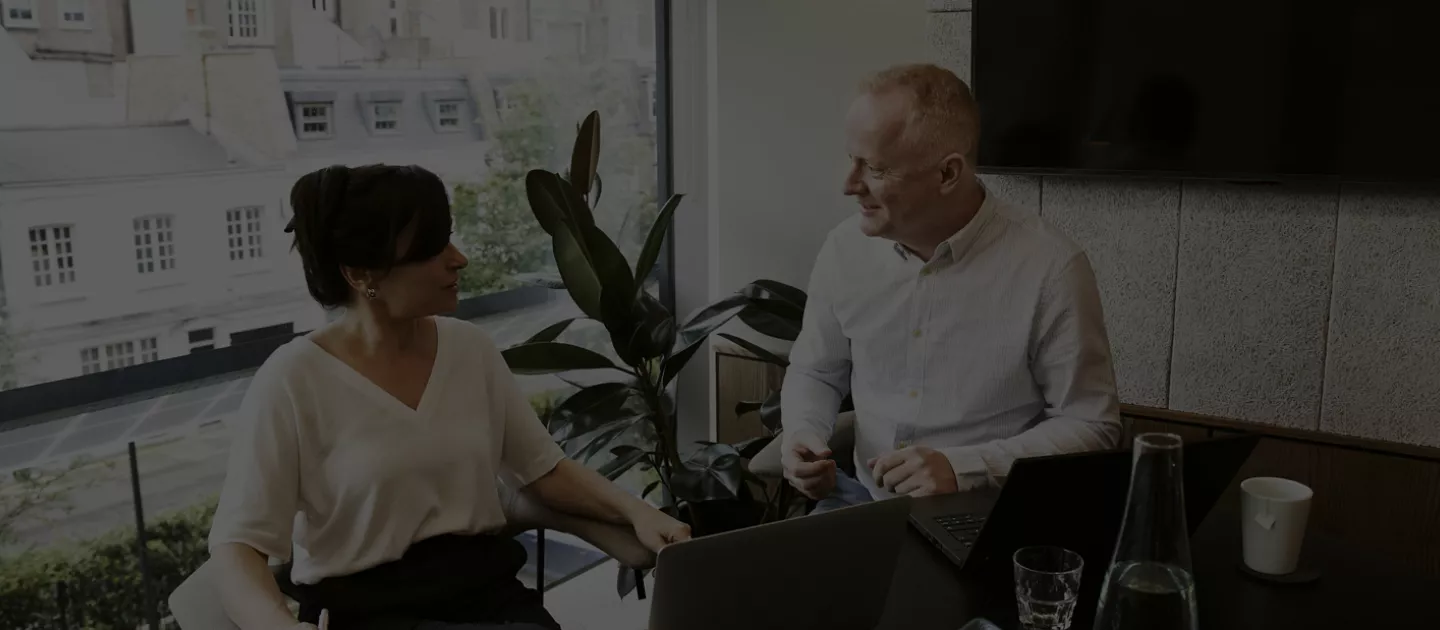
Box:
0 1 664 613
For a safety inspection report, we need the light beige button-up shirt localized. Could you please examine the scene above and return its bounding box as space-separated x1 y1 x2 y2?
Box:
780 187 1122 499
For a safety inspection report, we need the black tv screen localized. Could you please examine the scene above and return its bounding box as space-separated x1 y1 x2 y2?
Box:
973 0 1440 183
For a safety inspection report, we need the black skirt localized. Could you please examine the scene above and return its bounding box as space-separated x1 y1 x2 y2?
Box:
275 533 561 630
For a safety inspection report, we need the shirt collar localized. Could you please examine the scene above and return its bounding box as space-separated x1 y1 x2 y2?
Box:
891 181 999 263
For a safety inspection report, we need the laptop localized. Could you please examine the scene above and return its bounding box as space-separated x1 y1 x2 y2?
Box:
909 433 1259 623
648 495 913 630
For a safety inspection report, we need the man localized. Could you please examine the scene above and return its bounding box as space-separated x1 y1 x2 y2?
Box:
780 63 1121 511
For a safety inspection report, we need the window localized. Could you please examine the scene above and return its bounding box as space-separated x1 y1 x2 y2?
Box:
435 100 463 130
371 102 400 133
489 6 499 39
134 215 176 275
227 0 262 41
81 337 159 374
226 206 264 261
294 102 332 139
29 225 77 288
79 347 100 375
0 0 671 606
390 17 397 36
188 328 215 353
4 0 36 27
60 0 88 28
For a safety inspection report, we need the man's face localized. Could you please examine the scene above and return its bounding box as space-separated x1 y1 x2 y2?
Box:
842 91 939 241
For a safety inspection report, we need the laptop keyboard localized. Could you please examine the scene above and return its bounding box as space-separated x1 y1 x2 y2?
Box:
935 513 986 548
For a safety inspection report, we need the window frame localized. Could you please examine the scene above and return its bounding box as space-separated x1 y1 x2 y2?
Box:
434 99 465 131
3 0 38 28
225 205 266 263
294 101 334 139
29 224 78 289
133 214 177 276
0 0 678 432
226 0 266 44
370 101 401 135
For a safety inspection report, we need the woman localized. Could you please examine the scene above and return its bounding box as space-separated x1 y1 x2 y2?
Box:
207 164 689 630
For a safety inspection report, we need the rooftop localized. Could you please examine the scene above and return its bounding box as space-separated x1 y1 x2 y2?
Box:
0 122 251 186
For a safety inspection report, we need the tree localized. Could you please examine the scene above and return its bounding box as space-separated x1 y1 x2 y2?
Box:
0 461 96 549
452 82 558 296
452 59 660 296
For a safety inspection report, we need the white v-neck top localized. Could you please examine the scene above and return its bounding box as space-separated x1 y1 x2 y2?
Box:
207 316 565 585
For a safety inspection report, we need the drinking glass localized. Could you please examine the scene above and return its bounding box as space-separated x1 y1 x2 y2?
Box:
1014 546 1084 630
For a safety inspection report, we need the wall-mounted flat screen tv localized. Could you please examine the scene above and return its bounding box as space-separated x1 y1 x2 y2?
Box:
973 0 1440 183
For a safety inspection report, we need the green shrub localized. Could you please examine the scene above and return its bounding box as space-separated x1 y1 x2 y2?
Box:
0 498 217 630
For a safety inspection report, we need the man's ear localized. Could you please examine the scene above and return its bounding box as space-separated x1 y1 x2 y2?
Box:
938 152 968 194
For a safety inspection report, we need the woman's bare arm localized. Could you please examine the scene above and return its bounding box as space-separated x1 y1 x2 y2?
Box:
210 542 310 630
525 458 652 524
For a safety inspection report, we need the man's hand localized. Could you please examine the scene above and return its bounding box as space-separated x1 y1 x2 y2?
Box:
868 446 958 497
631 508 692 553
782 429 837 500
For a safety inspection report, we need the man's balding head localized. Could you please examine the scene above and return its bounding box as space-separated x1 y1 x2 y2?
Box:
859 64 981 165
843 64 986 256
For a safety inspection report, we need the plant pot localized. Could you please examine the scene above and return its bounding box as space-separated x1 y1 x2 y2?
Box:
677 496 766 537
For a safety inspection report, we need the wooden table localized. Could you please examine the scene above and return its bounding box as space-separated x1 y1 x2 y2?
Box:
874 488 1439 629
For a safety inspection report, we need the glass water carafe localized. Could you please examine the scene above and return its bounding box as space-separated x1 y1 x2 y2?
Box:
1092 433 1199 630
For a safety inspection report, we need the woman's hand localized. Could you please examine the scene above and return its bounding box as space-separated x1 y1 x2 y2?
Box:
631 507 692 553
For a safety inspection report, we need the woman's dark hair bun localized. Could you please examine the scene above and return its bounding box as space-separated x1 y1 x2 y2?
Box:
287 163 452 308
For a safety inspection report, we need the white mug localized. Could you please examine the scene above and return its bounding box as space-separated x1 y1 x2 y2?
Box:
1240 477 1313 574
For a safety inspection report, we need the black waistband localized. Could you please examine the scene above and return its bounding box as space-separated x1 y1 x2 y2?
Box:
276 533 557 630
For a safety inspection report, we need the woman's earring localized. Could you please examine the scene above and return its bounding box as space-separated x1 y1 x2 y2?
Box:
365 287 378 300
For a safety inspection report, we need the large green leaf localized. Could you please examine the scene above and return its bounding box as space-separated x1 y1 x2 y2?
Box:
757 388 783 433
631 291 676 361
554 224 604 319
658 294 749 385
735 435 776 460
716 333 789 367
735 400 763 417
555 166 598 233
633 193 684 293
569 111 601 204
670 442 746 503
524 170 570 237
676 294 749 347
566 416 644 462
501 342 622 375
738 301 803 341
546 382 635 442
523 318 578 345
597 445 649 481
740 279 808 311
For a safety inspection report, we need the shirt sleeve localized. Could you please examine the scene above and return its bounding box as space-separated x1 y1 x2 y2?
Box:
208 361 301 561
475 327 566 486
780 231 853 447
939 252 1123 486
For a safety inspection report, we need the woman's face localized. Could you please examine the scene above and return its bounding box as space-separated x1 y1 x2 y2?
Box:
357 218 469 319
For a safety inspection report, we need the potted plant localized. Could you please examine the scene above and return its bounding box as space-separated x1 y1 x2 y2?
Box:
500 111 788 534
